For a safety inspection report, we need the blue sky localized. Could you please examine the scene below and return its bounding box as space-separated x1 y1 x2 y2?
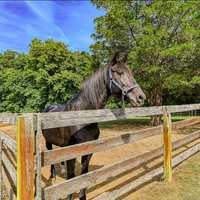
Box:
0 0 104 52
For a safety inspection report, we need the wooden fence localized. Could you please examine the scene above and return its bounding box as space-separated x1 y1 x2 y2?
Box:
0 104 200 200
0 130 16 200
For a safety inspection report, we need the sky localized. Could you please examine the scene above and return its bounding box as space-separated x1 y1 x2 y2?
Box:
0 0 104 53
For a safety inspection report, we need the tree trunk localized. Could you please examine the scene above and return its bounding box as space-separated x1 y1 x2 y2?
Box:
149 87 162 126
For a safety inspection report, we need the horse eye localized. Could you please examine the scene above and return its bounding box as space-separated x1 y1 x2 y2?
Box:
112 69 123 75
118 71 124 75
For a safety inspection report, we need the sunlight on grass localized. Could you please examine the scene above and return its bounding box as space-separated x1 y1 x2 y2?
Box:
99 115 192 128
133 153 200 200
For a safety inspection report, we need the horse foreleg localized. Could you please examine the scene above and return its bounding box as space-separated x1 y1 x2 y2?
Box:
60 161 66 176
66 159 76 200
79 154 92 200
46 142 56 179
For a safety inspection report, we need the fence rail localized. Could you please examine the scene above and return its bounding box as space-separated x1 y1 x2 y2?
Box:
0 130 17 199
0 104 200 128
0 103 200 200
39 104 200 129
43 130 200 200
0 113 18 125
41 118 200 166
94 142 200 200
0 130 16 153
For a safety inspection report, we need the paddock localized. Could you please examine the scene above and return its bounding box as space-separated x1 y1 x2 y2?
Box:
0 104 200 200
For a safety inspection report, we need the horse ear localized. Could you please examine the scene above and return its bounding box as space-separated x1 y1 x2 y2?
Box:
111 52 128 65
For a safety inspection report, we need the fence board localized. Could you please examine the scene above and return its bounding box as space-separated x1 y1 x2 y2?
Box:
40 104 200 129
36 116 42 200
3 147 16 171
42 118 200 166
0 130 16 153
2 151 16 190
43 130 200 200
94 143 200 200
2 167 12 199
0 113 18 125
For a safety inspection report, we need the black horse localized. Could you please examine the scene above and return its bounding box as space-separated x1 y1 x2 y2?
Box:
42 52 146 200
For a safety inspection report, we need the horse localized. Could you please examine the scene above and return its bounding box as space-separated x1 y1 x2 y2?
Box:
42 52 146 200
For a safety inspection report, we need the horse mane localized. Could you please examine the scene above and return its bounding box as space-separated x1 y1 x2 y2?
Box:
64 65 109 111
81 65 109 107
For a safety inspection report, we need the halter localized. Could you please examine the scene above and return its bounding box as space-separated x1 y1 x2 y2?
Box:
108 67 139 107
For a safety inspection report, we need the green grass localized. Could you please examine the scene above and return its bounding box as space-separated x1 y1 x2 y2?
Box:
98 117 150 128
171 115 192 121
134 152 200 200
98 116 191 128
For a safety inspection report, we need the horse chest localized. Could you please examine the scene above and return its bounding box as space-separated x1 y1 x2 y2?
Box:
43 126 78 146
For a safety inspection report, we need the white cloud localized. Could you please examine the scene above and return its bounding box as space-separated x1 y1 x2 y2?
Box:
25 1 69 44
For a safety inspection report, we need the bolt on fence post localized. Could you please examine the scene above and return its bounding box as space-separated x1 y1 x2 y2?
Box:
17 114 35 200
163 109 172 182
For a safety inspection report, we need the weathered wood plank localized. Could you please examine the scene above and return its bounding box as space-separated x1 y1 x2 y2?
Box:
0 130 16 153
41 118 200 166
0 139 16 199
42 126 162 166
35 116 42 200
2 166 11 199
2 166 17 199
9 188 14 200
40 104 200 129
2 151 17 189
3 146 16 170
43 130 200 200
0 113 18 125
16 115 35 200
172 117 200 129
94 143 200 200
163 111 172 182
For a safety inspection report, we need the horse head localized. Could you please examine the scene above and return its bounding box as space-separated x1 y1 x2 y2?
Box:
108 52 146 107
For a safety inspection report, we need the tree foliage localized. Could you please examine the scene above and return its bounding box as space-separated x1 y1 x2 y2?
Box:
0 1 199 114
91 0 200 107
0 39 92 112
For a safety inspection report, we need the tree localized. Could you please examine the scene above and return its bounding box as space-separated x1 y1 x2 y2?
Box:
91 0 200 125
0 39 93 112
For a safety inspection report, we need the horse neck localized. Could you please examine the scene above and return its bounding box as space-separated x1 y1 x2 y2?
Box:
66 67 110 110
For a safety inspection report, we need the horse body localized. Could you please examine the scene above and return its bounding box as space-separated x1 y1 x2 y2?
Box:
42 52 146 200
43 66 108 146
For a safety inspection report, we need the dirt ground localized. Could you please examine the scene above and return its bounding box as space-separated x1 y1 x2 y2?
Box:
0 118 200 200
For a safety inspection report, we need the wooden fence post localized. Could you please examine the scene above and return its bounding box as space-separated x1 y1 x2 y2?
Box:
17 114 35 200
163 109 172 182
35 114 42 200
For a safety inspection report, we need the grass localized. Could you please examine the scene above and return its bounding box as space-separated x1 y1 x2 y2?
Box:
133 152 200 200
98 115 191 128
98 117 150 128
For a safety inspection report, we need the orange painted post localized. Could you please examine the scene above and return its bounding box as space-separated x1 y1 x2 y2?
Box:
17 114 35 200
163 109 172 182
